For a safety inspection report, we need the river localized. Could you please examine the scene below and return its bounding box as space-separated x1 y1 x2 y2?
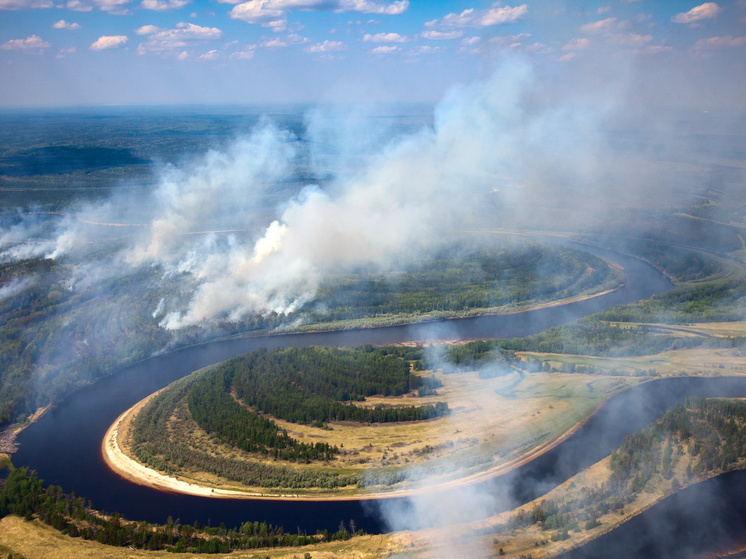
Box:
13 243 711 537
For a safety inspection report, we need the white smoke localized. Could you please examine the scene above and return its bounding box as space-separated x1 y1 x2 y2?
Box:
0 53 693 329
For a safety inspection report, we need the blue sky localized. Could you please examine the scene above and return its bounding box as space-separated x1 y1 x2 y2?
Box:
0 0 745 107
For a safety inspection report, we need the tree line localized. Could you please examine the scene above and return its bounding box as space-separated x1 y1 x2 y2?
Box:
0 466 357 553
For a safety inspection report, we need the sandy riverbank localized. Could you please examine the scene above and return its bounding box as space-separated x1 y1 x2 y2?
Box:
102 386 607 502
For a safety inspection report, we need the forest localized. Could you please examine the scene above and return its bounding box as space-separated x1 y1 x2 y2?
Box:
131 373 359 488
0 467 357 553
487 398 746 543
187 346 447 459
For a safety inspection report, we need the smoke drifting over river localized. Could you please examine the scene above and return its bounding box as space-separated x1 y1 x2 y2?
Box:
0 54 701 330
2 49 746 559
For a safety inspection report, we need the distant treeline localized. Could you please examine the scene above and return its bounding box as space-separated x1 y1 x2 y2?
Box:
597 279 746 324
0 466 356 553
444 317 744 362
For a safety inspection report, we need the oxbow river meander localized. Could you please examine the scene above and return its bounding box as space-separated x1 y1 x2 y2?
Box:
14 242 746 555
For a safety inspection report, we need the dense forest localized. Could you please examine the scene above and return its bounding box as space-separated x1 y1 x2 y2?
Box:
0 466 357 553
186 346 447 460
130 345 445 486
132 373 359 488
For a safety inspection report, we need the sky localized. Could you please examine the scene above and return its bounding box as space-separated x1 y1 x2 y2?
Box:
0 0 745 107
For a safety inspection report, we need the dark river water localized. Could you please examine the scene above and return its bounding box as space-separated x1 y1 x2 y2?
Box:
15 243 742 548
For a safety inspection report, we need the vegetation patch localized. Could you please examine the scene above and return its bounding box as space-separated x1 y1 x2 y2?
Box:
479 397 746 558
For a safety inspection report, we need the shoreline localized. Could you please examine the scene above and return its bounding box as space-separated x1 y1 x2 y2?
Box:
102 385 610 502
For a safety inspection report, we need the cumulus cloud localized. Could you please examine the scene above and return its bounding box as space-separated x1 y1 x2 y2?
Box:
62 0 131 13
93 0 132 14
672 2 720 24
305 40 345 52
229 0 407 28
694 35 746 48
65 0 92 10
425 2 527 31
136 22 222 54
362 32 407 42
52 19 82 29
56 46 76 57
0 0 51 8
607 32 652 46
1 35 50 53
231 45 256 58
198 49 219 60
141 0 191 10
580 17 619 34
421 29 463 40
370 44 399 53
563 37 589 50
408 45 441 55
135 24 162 35
90 35 128 50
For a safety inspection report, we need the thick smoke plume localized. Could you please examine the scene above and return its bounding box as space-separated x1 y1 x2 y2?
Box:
2 54 670 331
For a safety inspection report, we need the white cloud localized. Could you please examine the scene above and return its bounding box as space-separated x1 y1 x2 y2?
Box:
198 49 219 60
90 35 128 50
142 0 191 10
562 37 589 50
231 46 256 58
489 32 530 44
597 6 611 14
694 35 746 48
558 52 576 62
135 24 162 35
643 45 673 54
306 39 345 52
426 2 526 30
229 0 407 29
93 0 132 14
64 0 132 13
261 37 287 47
462 36 480 46
362 32 407 42
420 29 463 40
52 19 81 29
370 44 399 53
672 2 720 24
259 34 307 48
607 32 652 46
408 45 440 55
0 0 52 8
1 34 50 52
580 17 618 33
339 0 407 15
56 46 76 57
66 0 92 10
136 22 222 54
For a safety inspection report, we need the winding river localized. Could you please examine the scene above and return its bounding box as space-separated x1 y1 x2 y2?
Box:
13 243 745 547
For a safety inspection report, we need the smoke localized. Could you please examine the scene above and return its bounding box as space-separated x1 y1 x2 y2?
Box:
0 53 714 331
131 54 630 329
